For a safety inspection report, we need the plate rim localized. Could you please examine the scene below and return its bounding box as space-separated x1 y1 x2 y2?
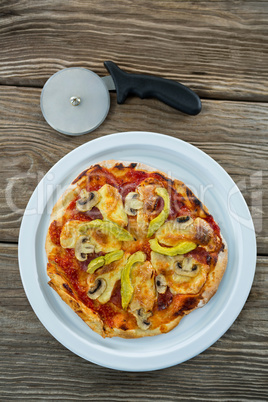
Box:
18 131 257 371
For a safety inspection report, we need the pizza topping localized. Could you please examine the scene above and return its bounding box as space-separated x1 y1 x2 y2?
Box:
60 220 83 249
133 308 152 330
151 251 209 295
105 249 124 265
155 217 220 252
155 274 167 294
87 253 128 304
74 235 95 261
129 261 156 328
121 251 146 310
97 184 128 227
87 256 105 273
124 192 143 216
177 215 190 223
76 189 100 212
135 183 161 237
149 238 197 256
60 219 124 255
88 278 107 299
87 250 124 273
171 267 208 295
174 257 200 278
176 215 193 228
147 187 170 237
157 287 173 310
79 219 133 241
155 219 194 246
49 220 62 246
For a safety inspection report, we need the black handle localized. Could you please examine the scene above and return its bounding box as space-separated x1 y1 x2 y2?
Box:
104 61 201 116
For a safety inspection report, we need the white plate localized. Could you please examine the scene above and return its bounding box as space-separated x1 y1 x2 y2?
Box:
18 132 256 371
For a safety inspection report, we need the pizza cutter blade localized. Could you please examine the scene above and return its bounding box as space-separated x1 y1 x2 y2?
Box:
40 61 201 136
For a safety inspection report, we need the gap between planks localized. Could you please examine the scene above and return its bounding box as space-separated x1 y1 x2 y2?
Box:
0 82 267 104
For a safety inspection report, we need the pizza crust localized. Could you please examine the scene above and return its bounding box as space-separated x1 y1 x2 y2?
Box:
47 262 106 337
46 160 228 338
197 236 228 308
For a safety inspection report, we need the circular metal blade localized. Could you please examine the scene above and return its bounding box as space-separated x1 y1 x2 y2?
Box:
40 68 110 136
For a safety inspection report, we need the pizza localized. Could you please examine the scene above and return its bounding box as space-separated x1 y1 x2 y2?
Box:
46 161 228 338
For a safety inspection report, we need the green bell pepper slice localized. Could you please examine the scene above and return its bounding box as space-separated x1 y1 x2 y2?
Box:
87 250 124 274
87 256 105 273
149 238 197 256
147 187 170 238
104 250 124 265
121 251 146 310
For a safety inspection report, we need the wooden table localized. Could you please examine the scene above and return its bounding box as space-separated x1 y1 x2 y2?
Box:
1 1 267 400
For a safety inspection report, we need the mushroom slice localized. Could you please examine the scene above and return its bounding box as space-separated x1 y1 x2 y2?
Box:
135 308 152 330
75 235 95 261
76 189 100 212
124 192 143 216
87 278 106 299
176 215 193 229
174 257 200 278
155 274 167 294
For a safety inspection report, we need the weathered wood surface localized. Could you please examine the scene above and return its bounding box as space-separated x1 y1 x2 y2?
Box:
0 0 267 400
0 244 267 401
0 1 267 101
0 85 267 252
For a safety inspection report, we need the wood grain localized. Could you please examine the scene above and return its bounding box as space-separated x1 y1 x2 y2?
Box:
0 1 267 399
0 0 267 101
0 85 267 252
0 244 267 401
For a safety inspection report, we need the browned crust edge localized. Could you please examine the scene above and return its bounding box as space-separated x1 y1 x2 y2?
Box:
197 236 228 308
47 262 106 337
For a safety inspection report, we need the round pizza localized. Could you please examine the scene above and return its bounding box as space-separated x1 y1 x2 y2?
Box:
46 161 228 338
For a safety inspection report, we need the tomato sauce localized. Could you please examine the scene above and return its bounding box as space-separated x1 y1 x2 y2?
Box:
124 169 149 185
157 288 173 310
118 170 149 200
66 199 91 221
96 304 117 327
110 280 122 308
187 247 210 265
140 240 152 261
54 249 95 309
168 188 191 219
173 294 200 316
205 214 221 237
49 220 63 246
55 248 78 271
86 165 120 192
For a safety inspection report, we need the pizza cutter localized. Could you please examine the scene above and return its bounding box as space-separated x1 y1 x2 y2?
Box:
40 61 202 136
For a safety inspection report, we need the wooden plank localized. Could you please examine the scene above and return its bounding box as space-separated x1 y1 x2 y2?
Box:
0 243 267 400
0 1 267 100
0 85 267 252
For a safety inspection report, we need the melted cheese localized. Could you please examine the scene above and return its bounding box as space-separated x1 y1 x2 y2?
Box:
87 228 121 253
60 220 84 248
155 219 194 246
151 251 209 295
97 184 128 227
136 183 161 238
60 219 121 253
129 261 156 313
156 217 219 251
